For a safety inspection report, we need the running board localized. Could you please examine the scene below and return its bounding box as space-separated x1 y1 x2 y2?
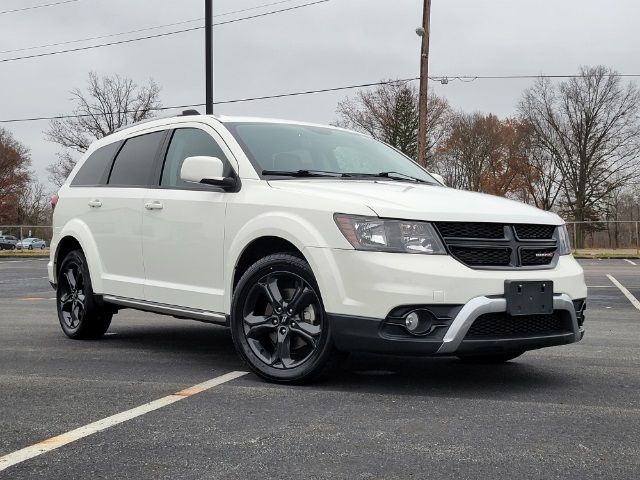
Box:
102 295 228 325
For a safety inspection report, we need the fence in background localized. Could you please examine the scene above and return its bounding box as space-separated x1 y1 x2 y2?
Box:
565 221 640 253
2 222 640 253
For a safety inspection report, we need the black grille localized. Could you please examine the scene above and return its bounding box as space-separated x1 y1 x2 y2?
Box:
436 222 505 239
514 224 555 239
434 222 558 269
450 246 511 266
521 248 557 266
466 312 569 338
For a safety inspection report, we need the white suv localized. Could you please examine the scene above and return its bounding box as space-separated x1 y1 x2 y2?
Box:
49 111 587 383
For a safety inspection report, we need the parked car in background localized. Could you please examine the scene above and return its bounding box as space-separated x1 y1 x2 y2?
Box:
0 235 18 250
17 238 47 250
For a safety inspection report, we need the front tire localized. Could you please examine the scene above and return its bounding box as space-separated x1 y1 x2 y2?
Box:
231 253 338 384
457 351 525 364
56 249 112 339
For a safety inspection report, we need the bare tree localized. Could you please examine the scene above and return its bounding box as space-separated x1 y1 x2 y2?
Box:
46 72 161 153
518 122 563 210
524 146 563 211
335 80 450 167
519 66 640 247
47 152 76 188
16 181 51 226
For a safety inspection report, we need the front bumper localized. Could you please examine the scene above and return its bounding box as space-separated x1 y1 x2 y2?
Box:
305 248 587 320
330 294 585 356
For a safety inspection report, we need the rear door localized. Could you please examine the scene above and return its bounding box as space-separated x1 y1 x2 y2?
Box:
87 130 167 299
142 125 237 313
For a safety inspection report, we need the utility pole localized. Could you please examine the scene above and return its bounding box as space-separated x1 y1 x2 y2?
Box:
416 0 431 168
205 0 214 114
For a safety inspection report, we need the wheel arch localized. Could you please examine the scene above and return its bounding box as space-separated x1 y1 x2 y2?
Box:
232 236 307 290
54 220 104 293
224 210 349 315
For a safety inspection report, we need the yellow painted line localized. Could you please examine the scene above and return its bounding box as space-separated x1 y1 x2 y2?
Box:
0 371 248 472
18 297 49 301
607 274 640 311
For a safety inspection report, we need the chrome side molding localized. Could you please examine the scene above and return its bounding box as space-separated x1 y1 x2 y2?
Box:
102 295 227 325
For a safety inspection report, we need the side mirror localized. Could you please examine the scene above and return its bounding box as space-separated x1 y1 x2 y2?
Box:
429 172 445 186
180 156 236 190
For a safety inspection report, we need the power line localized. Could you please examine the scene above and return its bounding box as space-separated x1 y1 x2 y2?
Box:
2 73 640 124
0 78 420 124
0 0 303 55
0 0 80 16
0 0 330 64
444 74 640 81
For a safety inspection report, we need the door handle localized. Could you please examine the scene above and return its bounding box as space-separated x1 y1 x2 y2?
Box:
144 201 164 211
88 199 102 208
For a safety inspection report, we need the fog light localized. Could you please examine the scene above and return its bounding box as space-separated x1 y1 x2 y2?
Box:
405 312 420 332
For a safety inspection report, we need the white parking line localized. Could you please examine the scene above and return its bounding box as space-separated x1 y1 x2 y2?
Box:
624 259 637 265
607 274 640 311
0 371 248 472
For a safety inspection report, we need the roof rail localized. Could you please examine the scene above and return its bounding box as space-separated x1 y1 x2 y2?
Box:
112 113 174 133
111 109 204 134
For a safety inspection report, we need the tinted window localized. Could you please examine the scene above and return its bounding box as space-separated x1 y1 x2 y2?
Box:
108 131 165 187
71 142 121 186
161 128 232 188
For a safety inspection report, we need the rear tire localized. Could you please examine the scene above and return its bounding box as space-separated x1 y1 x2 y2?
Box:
230 253 339 384
457 351 525 364
56 249 112 339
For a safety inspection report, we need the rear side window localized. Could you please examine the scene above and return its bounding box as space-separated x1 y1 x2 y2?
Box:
108 131 165 187
161 128 233 188
71 142 121 186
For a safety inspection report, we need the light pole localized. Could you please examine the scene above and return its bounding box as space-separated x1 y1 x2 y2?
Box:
416 0 431 168
205 0 214 114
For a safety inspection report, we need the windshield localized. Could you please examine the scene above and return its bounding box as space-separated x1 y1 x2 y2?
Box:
225 122 438 184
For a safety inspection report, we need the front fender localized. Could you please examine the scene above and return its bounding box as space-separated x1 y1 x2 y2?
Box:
223 210 346 313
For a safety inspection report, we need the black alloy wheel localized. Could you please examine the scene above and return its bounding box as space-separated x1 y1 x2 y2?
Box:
243 271 322 369
231 253 339 383
58 261 87 331
56 249 112 339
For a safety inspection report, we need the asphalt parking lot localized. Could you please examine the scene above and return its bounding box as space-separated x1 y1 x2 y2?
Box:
0 258 639 479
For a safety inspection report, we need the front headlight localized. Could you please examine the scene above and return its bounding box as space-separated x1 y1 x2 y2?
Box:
334 214 446 254
557 224 572 255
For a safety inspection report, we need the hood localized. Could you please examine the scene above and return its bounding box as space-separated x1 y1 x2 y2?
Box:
267 179 562 225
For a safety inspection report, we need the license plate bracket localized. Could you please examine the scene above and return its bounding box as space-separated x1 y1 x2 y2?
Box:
505 280 553 316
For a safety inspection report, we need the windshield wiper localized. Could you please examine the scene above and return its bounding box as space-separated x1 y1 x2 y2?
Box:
346 171 430 183
262 169 351 178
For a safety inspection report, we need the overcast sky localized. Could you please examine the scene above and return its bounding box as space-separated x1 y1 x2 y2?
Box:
1 0 639 189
